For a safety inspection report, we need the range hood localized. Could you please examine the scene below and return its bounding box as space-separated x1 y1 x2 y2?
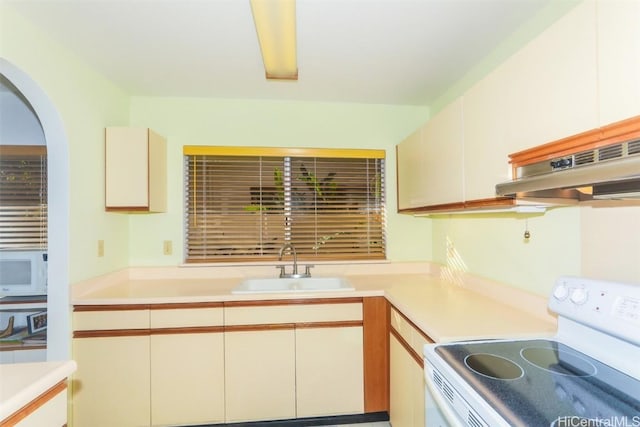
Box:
496 116 640 202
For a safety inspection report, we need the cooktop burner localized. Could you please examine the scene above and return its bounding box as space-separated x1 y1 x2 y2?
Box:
521 346 597 377
435 339 640 426
464 353 524 380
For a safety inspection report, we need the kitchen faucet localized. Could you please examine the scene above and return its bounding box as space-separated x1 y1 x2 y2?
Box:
277 243 312 278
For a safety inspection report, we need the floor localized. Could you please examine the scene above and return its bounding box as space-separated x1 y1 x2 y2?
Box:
331 423 390 427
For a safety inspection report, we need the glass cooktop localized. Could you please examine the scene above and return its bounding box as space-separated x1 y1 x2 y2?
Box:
435 339 640 426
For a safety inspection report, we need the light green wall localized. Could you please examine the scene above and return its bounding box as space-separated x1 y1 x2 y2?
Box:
431 208 581 296
128 97 432 265
1 4 131 283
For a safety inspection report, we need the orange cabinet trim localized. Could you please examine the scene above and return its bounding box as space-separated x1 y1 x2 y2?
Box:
508 114 640 168
0 380 67 427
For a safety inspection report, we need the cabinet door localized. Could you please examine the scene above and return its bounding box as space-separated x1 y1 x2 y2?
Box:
150 306 224 426
224 329 296 423
463 68 510 200
296 326 364 417
502 1 598 152
396 98 464 209
72 335 150 427
420 97 464 206
105 127 166 212
597 0 640 125
397 127 426 210
390 334 413 427
150 332 224 426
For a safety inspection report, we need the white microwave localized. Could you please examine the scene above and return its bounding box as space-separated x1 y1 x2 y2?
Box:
0 251 47 297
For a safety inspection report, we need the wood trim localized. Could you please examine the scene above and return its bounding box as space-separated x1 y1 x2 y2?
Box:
0 380 67 427
105 206 150 212
390 305 434 345
148 302 224 310
363 296 390 413
508 114 640 168
149 326 224 335
390 327 423 368
398 197 518 215
74 304 149 312
183 145 386 159
295 320 363 329
73 329 150 339
223 297 363 308
224 323 296 333
0 145 47 156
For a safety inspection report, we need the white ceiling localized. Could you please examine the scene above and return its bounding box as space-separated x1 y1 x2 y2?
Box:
6 0 556 106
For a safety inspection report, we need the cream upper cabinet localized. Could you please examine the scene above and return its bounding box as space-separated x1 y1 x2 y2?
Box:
397 97 464 210
463 67 510 201
396 127 425 210
596 0 640 125
502 1 598 153
105 127 167 212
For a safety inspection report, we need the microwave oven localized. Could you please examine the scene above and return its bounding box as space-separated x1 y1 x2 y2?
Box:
0 251 47 297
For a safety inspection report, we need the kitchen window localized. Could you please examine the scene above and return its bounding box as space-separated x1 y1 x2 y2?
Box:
184 146 386 263
0 145 47 250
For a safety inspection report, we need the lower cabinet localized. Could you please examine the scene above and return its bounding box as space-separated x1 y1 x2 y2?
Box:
389 306 431 427
296 326 364 417
225 328 297 422
72 334 151 427
149 306 225 426
224 298 365 423
72 304 224 427
72 298 383 426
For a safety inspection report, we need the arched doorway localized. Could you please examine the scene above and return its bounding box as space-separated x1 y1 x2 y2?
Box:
0 58 70 361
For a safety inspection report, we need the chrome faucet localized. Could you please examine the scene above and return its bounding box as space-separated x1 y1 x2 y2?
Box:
277 243 312 278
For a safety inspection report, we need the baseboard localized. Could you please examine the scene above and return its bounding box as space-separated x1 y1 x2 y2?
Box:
194 411 389 426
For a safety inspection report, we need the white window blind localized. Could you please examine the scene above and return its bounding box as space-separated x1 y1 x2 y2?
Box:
0 145 48 250
184 146 386 263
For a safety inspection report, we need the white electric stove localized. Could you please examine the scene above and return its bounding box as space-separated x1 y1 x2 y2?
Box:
424 276 640 427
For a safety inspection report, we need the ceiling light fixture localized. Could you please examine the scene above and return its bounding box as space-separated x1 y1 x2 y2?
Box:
250 0 298 80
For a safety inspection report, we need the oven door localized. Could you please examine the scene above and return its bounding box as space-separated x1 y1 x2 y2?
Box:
424 360 458 427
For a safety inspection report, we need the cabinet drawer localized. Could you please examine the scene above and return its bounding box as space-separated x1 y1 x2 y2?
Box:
225 302 362 326
73 309 149 331
150 307 223 328
390 307 433 358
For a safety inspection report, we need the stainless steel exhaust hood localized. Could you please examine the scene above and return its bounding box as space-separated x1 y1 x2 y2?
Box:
496 116 640 202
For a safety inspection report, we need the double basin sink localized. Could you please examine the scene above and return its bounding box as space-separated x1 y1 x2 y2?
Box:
232 277 354 294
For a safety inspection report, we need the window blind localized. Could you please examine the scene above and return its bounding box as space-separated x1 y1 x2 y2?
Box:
0 145 48 250
184 147 385 263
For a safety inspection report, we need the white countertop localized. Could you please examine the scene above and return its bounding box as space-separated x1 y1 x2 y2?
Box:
72 265 557 343
0 360 77 422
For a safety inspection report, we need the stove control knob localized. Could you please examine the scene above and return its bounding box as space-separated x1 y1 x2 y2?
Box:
553 284 569 301
570 288 589 305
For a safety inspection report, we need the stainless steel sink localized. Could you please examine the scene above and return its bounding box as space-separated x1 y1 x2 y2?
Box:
232 277 354 294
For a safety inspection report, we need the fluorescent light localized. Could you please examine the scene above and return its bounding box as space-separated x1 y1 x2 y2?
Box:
250 0 298 80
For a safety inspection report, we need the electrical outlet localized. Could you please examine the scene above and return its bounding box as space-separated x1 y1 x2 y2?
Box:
97 240 105 257
163 240 172 255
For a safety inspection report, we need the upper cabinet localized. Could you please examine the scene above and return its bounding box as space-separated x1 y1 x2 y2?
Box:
397 1 608 213
105 127 167 213
597 0 640 125
501 0 598 153
397 98 464 211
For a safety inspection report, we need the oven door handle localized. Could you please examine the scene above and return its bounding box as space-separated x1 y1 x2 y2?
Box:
424 363 464 427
